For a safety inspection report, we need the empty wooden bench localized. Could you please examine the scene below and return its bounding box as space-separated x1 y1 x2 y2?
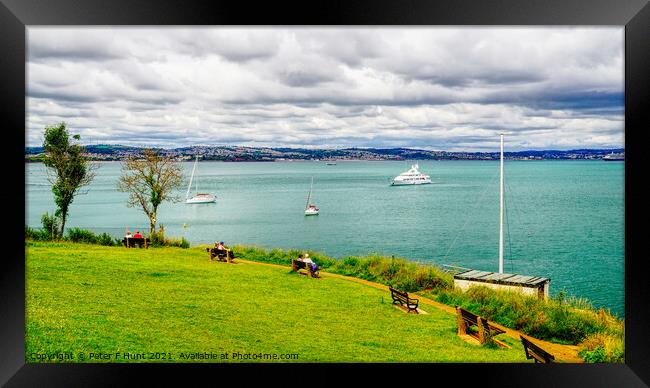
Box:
520 335 555 363
291 259 320 278
389 286 419 313
122 237 149 248
455 306 506 345
206 247 234 263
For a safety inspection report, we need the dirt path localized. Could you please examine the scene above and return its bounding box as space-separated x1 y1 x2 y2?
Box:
234 258 583 363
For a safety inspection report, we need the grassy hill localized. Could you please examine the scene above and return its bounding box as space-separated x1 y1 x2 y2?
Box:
26 242 527 363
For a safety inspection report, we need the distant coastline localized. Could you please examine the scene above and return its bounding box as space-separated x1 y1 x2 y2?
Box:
25 145 625 162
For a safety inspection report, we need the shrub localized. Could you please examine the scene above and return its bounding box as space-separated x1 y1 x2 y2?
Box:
25 225 49 241
577 314 625 363
96 232 116 246
580 346 607 363
40 212 61 240
149 225 189 248
66 228 97 244
327 255 453 292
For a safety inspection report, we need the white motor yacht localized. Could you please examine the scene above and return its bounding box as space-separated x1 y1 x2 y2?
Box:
391 163 432 186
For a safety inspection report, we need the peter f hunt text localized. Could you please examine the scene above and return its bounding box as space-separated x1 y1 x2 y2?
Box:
28 351 299 362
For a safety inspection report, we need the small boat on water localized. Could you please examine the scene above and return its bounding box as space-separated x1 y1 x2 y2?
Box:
390 163 432 186
602 152 624 161
185 155 216 204
304 177 319 216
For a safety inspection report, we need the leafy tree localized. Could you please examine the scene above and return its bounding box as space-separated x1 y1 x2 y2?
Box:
42 122 96 237
116 149 184 235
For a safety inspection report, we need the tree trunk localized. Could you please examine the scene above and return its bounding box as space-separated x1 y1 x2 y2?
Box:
149 211 157 236
59 206 68 239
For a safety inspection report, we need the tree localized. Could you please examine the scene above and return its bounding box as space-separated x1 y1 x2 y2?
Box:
117 149 184 235
42 122 96 237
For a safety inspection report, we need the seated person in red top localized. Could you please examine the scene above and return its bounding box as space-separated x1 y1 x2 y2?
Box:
133 230 143 238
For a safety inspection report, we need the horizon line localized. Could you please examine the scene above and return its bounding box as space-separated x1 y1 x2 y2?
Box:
24 144 625 153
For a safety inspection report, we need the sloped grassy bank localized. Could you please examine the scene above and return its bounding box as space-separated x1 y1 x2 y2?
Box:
23 232 623 363
25 241 526 363
232 244 624 363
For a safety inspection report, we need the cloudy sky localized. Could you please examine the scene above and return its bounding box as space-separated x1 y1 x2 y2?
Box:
27 27 624 151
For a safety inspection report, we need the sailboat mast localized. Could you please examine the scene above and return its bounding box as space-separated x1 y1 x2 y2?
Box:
306 177 313 209
195 155 199 193
186 155 198 199
499 133 504 274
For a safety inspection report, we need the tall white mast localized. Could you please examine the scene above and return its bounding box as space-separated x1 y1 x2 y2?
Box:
499 133 504 274
195 155 199 193
186 155 198 199
306 177 313 209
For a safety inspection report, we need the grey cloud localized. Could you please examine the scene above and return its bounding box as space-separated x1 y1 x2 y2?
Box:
277 68 337 87
26 27 624 151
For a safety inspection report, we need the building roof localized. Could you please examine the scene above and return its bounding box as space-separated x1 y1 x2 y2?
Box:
454 269 550 287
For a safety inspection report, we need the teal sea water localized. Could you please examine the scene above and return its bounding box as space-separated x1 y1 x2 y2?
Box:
26 160 625 317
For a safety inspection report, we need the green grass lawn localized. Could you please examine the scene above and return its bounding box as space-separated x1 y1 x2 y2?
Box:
26 241 528 363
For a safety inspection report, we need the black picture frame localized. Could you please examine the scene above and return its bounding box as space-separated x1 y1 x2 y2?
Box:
2 0 648 386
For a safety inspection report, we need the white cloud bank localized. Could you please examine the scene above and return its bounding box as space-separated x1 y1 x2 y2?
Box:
27 27 624 151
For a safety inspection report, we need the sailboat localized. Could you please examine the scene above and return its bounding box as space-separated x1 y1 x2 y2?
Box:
304 177 319 216
185 155 216 204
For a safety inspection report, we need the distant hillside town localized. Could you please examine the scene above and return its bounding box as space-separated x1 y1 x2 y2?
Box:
25 144 625 162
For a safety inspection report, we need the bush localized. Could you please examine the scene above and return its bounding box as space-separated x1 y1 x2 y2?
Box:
580 346 607 363
149 225 189 248
577 312 625 363
328 255 453 292
96 232 116 246
40 212 61 240
66 228 97 244
25 225 49 241
65 229 116 246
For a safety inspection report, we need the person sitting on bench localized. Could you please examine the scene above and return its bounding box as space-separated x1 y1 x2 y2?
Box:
125 230 132 239
303 253 318 273
216 241 226 256
216 241 235 260
133 230 143 238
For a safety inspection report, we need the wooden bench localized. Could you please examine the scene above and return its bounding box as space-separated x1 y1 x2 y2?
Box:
291 259 320 278
206 247 234 263
389 286 419 313
520 335 555 363
122 237 149 248
455 306 506 345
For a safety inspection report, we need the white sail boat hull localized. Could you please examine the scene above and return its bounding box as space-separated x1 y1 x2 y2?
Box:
186 194 216 204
